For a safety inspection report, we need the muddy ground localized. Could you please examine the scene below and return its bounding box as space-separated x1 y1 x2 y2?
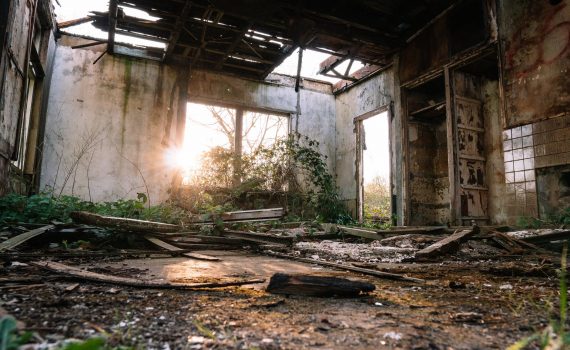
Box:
0 249 563 350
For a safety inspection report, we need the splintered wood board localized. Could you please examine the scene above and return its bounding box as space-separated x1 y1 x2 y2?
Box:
144 236 220 261
0 225 55 252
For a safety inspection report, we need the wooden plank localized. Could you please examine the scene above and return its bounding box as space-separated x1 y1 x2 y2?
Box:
339 225 446 240
223 230 294 245
189 208 284 223
107 0 118 54
520 230 570 244
415 225 480 259
445 66 460 226
0 225 55 252
145 236 220 261
266 273 375 297
31 261 263 289
265 251 424 283
70 211 181 233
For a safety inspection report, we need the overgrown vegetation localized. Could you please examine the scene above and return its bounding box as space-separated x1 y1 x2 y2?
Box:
0 192 186 225
180 134 351 223
507 242 570 350
363 175 391 220
0 315 132 350
517 207 570 229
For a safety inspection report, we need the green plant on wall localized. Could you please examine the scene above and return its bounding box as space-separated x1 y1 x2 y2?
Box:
183 133 351 222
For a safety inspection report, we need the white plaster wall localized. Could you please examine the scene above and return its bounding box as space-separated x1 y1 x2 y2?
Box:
41 45 182 204
41 43 337 203
334 70 395 210
188 71 337 172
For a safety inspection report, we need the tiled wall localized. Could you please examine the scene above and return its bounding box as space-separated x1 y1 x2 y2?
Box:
503 113 570 220
503 124 538 217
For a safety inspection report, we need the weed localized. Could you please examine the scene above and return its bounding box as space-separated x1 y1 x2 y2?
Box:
507 242 570 349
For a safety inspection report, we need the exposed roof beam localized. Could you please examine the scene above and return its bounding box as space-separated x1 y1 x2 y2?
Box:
215 21 253 70
165 0 193 59
107 0 118 54
57 16 93 29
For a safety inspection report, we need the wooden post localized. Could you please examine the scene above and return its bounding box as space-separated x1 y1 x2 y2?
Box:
233 108 243 187
107 0 118 54
445 67 460 226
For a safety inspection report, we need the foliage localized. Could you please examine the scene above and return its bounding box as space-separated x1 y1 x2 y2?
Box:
0 192 186 225
363 175 391 220
185 134 350 222
516 216 544 229
552 207 570 226
0 316 32 350
507 242 570 350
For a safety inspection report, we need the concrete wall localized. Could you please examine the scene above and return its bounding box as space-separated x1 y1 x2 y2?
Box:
500 0 570 127
334 69 395 216
41 44 183 204
41 39 336 204
188 71 337 172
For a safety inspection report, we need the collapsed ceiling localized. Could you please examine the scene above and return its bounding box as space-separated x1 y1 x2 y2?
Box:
84 0 456 80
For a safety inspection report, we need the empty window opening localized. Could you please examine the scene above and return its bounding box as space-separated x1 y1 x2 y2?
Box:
358 111 391 223
178 102 288 187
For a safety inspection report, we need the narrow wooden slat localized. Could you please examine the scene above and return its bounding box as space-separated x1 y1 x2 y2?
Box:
70 211 181 233
0 225 55 252
145 236 220 261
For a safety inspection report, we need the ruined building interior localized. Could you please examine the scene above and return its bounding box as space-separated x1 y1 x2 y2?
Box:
1 0 570 348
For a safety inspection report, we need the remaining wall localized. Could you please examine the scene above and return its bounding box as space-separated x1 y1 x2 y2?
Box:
500 0 570 127
334 69 395 217
188 71 336 172
41 38 336 204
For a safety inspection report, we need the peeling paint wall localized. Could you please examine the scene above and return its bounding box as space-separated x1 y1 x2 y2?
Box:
41 43 183 204
334 70 395 216
500 0 570 126
188 71 337 172
41 38 336 203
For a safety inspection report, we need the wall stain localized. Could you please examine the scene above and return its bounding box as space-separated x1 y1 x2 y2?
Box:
121 59 132 150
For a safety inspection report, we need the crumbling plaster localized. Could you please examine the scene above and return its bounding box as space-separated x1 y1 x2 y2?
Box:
40 39 337 203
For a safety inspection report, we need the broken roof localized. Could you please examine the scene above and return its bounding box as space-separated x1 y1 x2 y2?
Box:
79 0 456 79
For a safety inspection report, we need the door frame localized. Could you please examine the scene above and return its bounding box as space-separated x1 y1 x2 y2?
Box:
354 104 392 222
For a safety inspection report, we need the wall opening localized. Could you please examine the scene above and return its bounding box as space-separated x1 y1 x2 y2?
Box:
357 110 391 223
178 102 289 188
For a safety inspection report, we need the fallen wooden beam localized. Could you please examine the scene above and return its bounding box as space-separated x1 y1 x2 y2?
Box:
31 261 264 289
144 236 220 261
0 225 55 252
70 211 181 233
189 208 285 224
415 225 480 260
265 251 424 283
266 273 375 297
520 230 570 244
223 230 294 245
339 225 446 240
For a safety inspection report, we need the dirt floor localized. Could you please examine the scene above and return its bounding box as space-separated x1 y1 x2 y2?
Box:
1 248 563 349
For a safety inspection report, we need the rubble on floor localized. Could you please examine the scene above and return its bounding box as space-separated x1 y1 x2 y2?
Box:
0 210 568 349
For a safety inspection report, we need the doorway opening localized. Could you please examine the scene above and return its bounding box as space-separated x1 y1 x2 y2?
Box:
357 109 391 223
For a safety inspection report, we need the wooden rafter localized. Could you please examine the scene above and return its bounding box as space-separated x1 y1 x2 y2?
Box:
215 21 254 70
165 0 193 59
